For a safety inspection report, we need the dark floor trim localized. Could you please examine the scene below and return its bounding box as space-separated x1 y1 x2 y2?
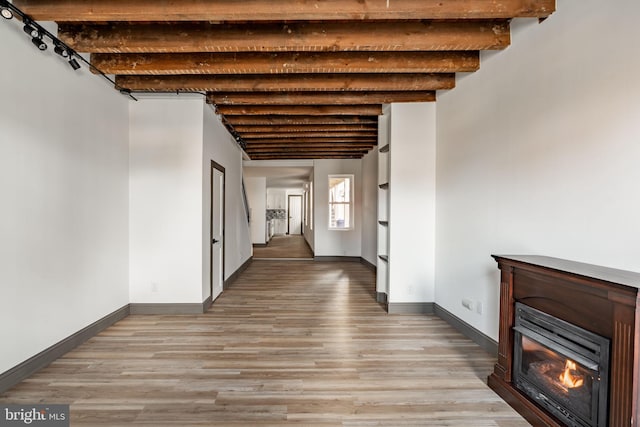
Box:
360 257 377 273
387 302 435 314
224 256 252 290
202 295 213 312
252 243 268 248
314 256 361 262
0 304 130 394
434 304 498 357
129 301 209 315
376 292 388 304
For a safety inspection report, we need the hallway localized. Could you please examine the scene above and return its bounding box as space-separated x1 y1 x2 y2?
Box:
0 260 527 426
253 234 314 259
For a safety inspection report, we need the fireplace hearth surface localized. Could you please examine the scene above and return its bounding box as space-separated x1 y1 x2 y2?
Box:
489 255 640 427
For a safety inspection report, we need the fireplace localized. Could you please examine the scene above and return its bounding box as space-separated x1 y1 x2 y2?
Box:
488 255 640 426
513 303 609 427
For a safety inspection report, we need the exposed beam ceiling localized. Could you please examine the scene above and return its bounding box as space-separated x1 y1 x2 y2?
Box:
13 0 557 160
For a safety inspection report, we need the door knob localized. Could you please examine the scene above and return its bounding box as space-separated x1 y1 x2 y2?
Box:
212 239 219 244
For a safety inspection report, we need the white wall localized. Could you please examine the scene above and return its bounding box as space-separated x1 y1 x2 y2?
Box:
388 103 437 303
129 98 204 304
361 150 378 266
313 159 362 257
245 177 267 244
0 23 129 373
202 105 252 297
435 0 640 340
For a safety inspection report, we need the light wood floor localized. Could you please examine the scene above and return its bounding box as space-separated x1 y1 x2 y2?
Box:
253 235 314 259
0 260 529 426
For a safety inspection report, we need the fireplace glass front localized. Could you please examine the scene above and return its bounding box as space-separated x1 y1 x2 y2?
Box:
513 303 610 427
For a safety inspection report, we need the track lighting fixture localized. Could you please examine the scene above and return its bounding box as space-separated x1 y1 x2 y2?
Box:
54 44 70 58
31 36 47 51
1 6 13 19
23 23 39 38
2 1 136 100
68 58 81 71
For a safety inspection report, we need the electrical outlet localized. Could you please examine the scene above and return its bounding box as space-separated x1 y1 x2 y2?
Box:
151 282 159 293
476 301 483 314
462 298 474 311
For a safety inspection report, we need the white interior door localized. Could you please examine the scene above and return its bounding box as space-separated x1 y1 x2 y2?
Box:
211 164 225 301
288 195 303 235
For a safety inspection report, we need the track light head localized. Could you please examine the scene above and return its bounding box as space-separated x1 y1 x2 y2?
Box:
54 44 70 58
68 58 81 70
23 23 40 38
31 36 47 51
1 6 13 19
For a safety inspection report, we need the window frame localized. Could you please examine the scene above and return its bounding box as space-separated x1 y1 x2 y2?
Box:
327 174 354 231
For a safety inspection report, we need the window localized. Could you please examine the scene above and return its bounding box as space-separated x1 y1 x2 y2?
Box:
328 175 353 230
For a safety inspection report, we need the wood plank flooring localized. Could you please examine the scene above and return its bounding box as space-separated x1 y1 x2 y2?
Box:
253 235 314 259
0 260 529 426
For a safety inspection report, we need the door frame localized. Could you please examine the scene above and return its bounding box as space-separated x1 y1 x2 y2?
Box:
210 160 226 298
287 194 303 235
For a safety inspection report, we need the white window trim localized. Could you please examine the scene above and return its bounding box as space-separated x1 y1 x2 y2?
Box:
328 174 354 231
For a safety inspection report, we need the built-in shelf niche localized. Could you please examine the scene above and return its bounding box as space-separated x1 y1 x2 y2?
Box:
376 109 390 306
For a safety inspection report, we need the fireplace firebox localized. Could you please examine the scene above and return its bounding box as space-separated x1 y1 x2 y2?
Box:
513 303 609 427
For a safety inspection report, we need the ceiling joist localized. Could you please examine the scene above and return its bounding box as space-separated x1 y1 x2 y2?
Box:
216 105 383 117
223 116 379 126
244 143 375 148
232 125 378 133
59 21 510 54
246 147 373 153
240 132 378 139
208 91 436 106
116 73 456 92
240 138 378 144
248 154 363 160
16 0 555 21
91 51 480 75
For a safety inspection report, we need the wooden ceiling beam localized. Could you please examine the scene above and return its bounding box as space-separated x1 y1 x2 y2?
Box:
16 0 555 21
233 124 377 133
218 105 382 116
224 116 378 126
246 147 372 154
60 21 510 53
239 131 378 139
91 51 479 75
116 73 455 92
249 154 364 160
242 138 377 144
245 143 375 149
208 91 436 106
247 150 369 159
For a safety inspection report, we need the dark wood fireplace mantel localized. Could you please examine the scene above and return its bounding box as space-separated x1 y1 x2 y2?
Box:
489 255 640 426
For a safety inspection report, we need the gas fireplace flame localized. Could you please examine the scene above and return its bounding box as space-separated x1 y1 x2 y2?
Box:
559 360 584 388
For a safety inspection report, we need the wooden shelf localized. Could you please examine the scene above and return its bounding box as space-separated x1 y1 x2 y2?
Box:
378 183 389 189
378 255 389 262
379 144 389 153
